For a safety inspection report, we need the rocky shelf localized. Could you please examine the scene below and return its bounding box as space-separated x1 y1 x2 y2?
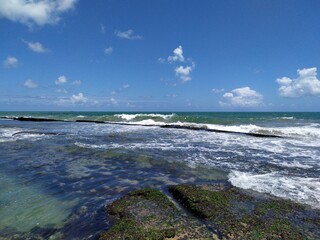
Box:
100 184 320 240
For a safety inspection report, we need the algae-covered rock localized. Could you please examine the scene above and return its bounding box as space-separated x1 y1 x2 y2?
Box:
100 188 215 240
100 185 319 239
169 184 320 240
100 188 176 240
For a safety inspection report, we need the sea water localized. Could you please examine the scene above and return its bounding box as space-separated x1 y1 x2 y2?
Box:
0 112 319 238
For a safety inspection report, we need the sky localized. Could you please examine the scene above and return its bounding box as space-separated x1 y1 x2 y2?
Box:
1 0 320 111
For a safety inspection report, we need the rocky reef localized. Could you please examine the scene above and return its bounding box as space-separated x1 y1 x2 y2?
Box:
99 188 213 239
100 184 320 240
169 184 320 239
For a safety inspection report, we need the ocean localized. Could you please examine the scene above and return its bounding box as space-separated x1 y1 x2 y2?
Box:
0 112 319 239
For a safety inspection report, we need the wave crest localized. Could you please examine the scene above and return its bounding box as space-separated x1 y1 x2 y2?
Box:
114 113 176 121
228 170 320 209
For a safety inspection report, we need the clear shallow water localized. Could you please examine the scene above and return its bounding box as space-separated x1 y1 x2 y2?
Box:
0 112 319 239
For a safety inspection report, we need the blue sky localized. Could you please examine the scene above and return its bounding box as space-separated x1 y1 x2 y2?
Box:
1 0 320 111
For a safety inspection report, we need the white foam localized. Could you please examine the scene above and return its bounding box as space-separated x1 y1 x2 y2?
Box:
75 142 107 149
117 120 320 139
73 121 320 209
0 128 48 142
175 122 320 139
75 142 177 150
212 124 320 138
0 116 12 121
96 114 320 139
228 171 320 209
128 119 166 126
275 161 313 169
234 137 319 159
258 126 320 138
278 117 295 120
206 123 261 133
114 113 176 121
0 128 20 142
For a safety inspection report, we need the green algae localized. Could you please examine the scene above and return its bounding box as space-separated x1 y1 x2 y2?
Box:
99 185 319 239
107 188 176 216
100 188 215 240
169 184 319 240
100 218 175 240
100 188 177 240
254 198 303 216
246 218 307 240
168 184 229 219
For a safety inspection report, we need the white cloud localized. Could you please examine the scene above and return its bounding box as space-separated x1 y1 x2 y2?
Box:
276 77 292 86
159 45 195 83
23 40 49 53
212 88 225 93
3 56 18 68
276 67 320 98
104 46 113 55
122 84 129 89
114 29 143 40
175 64 194 82
168 46 184 63
24 79 38 89
71 80 81 85
0 0 77 27
57 0 76 11
70 92 87 104
219 87 263 107
55 75 67 85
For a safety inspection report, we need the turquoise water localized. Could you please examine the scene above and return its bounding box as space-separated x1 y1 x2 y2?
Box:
0 112 319 239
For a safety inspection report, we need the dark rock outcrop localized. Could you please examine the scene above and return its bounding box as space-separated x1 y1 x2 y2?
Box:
13 117 61 122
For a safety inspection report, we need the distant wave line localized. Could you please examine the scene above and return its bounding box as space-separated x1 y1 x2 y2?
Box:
0 116 283 138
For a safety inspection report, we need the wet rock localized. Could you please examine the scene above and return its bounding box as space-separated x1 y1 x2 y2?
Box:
100 188 177 239
160 124 282 138
169 184 320 240
100 188 213 240
13 117 60 122
99 185 319 239
75 120 105 123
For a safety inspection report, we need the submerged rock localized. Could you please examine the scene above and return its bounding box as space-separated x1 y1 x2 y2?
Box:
169 184 320 240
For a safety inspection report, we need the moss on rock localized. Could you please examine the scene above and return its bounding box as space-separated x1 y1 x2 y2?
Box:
99 185 319 239
100 188 215 239
100 188 177 240
169 184 319 240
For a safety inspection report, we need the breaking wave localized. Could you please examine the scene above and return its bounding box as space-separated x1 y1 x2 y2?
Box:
0 128 50 142
228 171 320 209
3 115 320 139
114 113 176 121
